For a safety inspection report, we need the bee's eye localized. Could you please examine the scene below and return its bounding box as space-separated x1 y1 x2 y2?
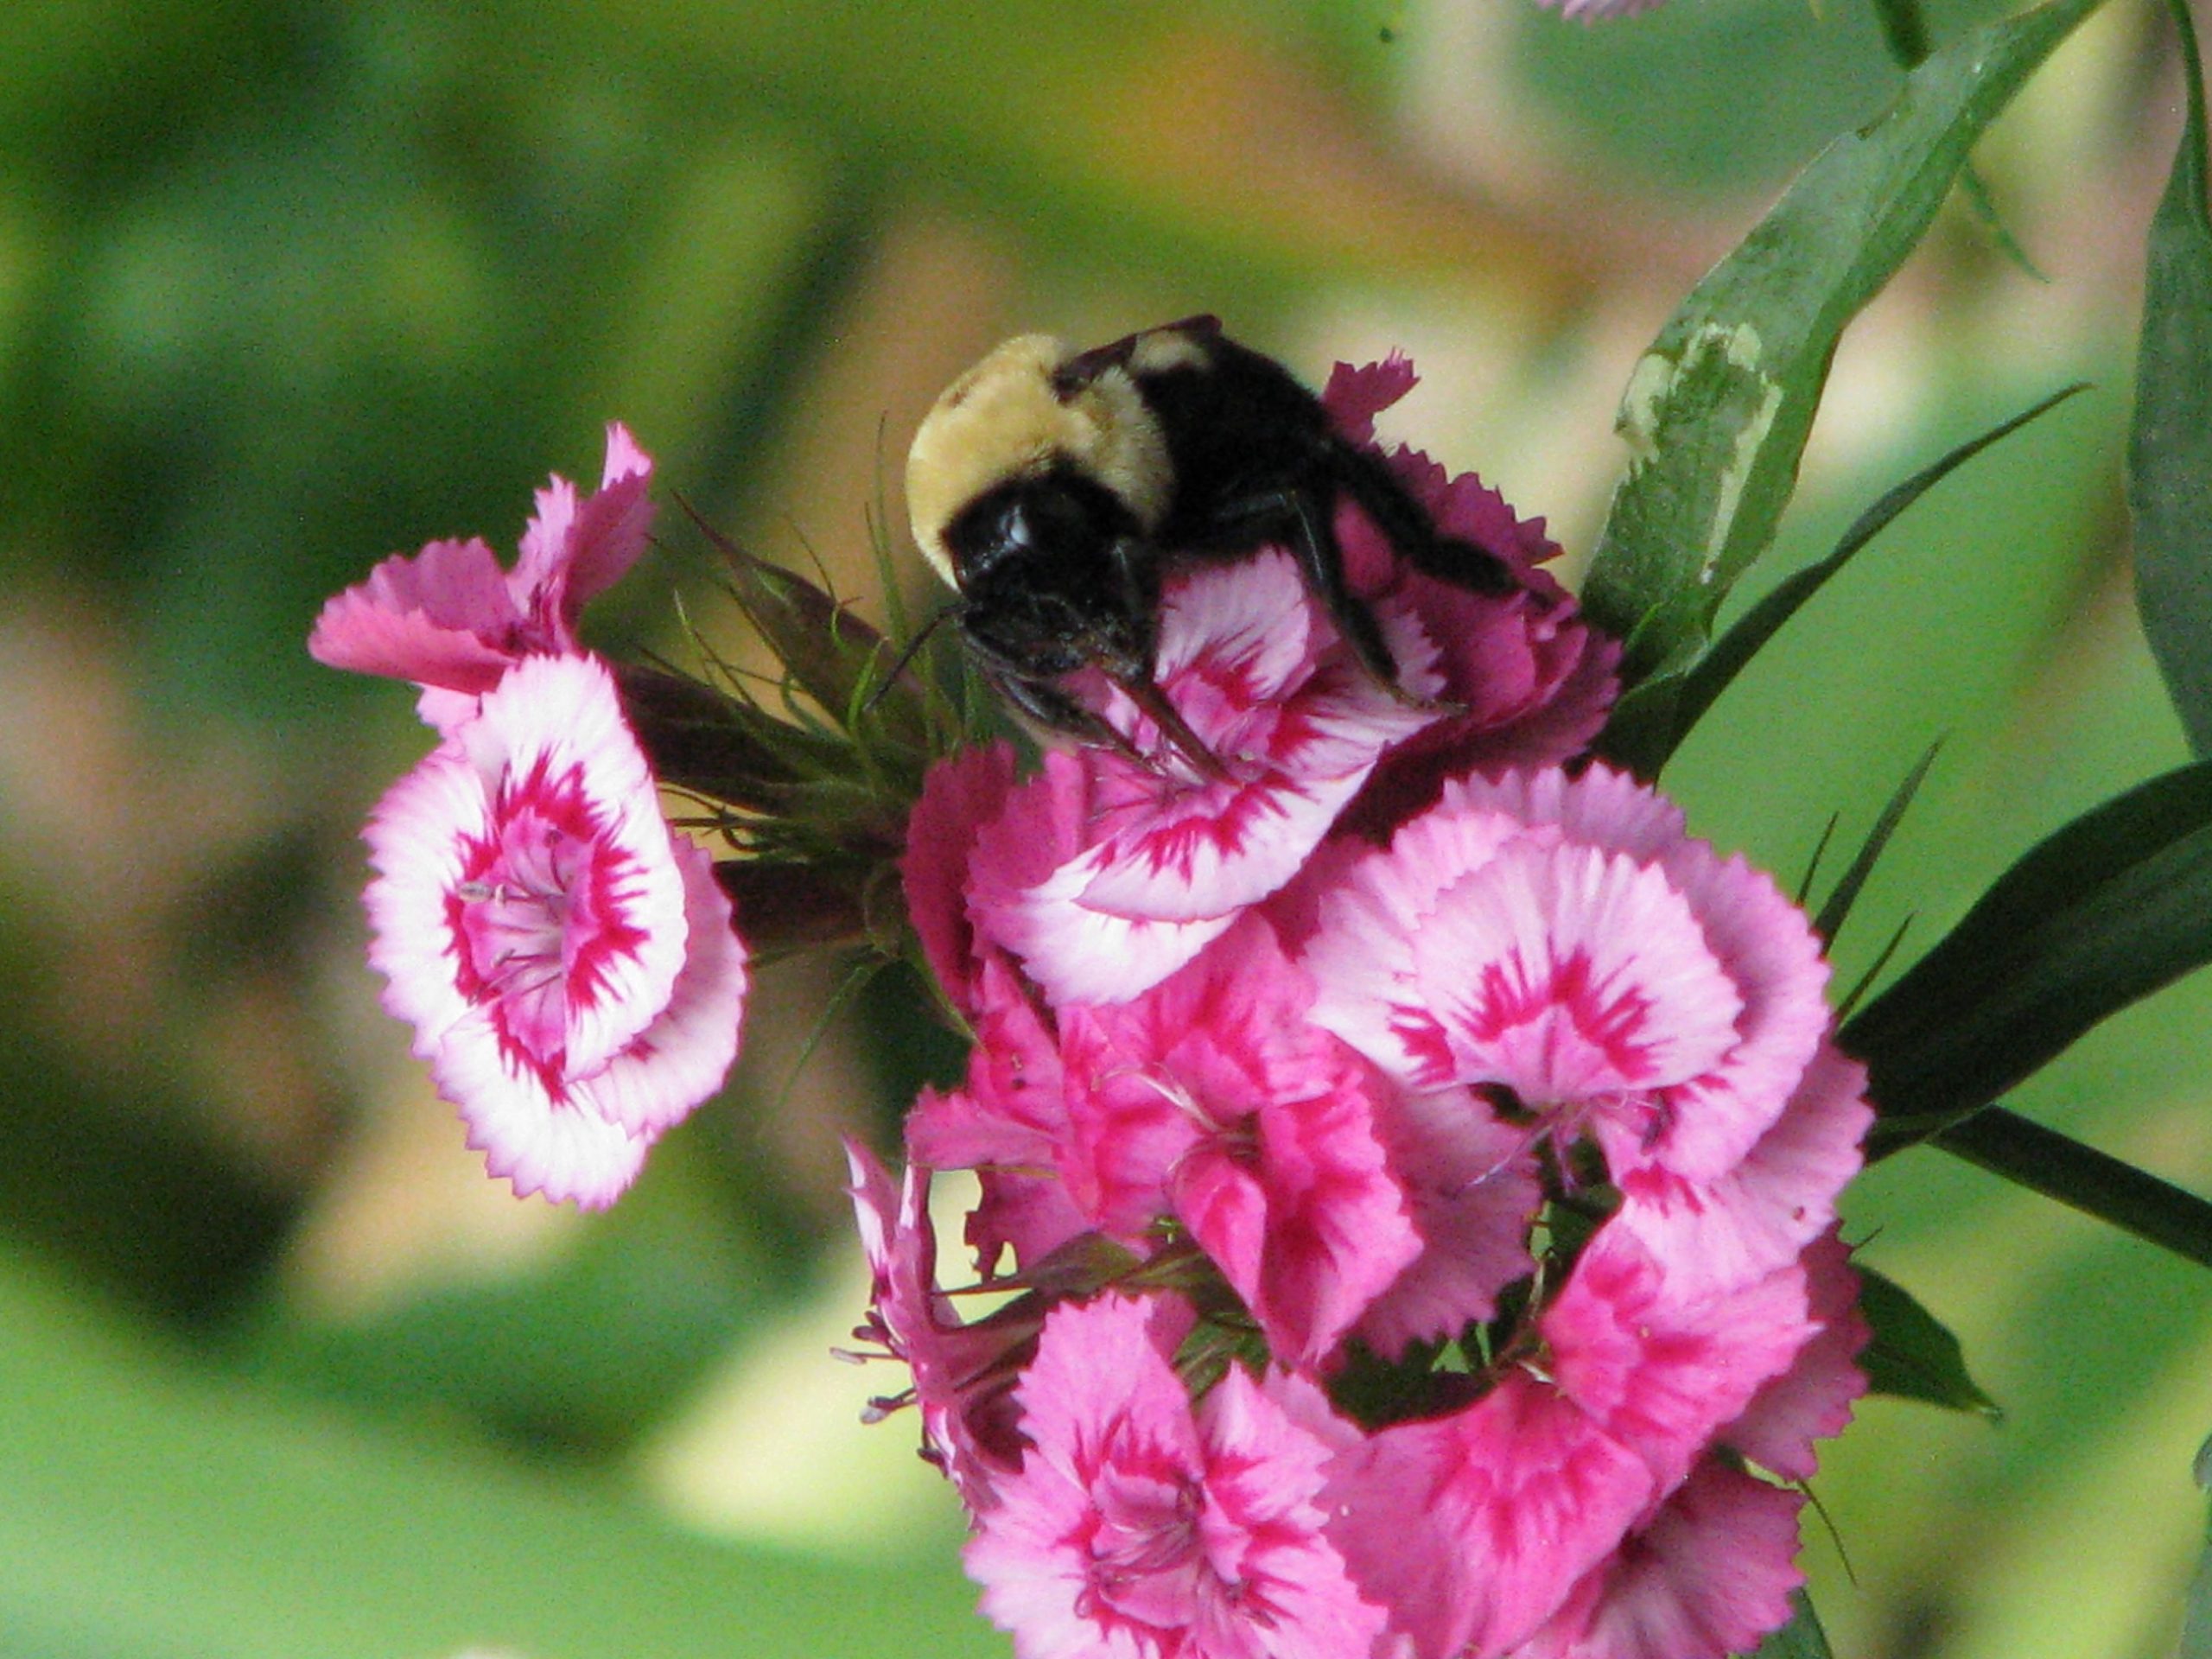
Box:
995 498 1039 552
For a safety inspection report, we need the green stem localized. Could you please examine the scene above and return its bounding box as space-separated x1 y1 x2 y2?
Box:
1929 1106 2212 1272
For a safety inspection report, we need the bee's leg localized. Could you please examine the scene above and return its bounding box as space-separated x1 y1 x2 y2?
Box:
986 665 1223 781
1214 484 1415 706
1327 447 1516 597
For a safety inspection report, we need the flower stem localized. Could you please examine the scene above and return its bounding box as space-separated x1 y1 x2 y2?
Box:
1931 1106 2212 1272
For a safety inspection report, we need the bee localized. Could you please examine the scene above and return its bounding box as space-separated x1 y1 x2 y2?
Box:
905 316 1512 769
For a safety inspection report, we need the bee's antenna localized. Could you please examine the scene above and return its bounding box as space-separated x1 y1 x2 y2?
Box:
861 599 962 719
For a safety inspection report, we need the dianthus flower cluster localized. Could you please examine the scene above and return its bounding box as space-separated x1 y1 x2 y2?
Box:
849 360 1871 1659
309 428 749 1207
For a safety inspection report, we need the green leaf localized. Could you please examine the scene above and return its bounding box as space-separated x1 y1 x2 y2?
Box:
1856 1263 2002 1417
1583 0 2108 776
1924 1107 2212 1271
2129 0 2212 757
1813 741 1942 947
1747 1589 1836 1659
1841 757 2212 1136
1657 386 2085 770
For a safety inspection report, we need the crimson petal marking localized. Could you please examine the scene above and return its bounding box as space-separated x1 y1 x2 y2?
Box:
1410 842 1744 1106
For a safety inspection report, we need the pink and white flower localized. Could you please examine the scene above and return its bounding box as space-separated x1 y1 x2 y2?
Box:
309 423 654 731
1302 764 1833 1189
966 1293 1389 1659
365 652 746 1206
970 550 1446 1007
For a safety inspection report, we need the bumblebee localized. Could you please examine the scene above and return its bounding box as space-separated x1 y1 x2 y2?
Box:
905 316 1512 766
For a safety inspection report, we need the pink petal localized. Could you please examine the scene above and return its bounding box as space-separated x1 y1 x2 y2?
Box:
1519 1462 1807 1659
561 422 658 611
1541 1226 1815 1499
308 537 522 707
1612 1043 1872 1300
1335 1375 1657 1659
1632 838 1833 1184
428 1006 653 1208
1356 1084 1543 1358
1319 353 1419 449
577 832 749 1137
1407 838 1746 1106
1722 1230 1869 1481
900 742 1020 1013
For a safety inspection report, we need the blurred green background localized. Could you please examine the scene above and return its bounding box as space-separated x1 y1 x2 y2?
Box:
0 0 2205 1655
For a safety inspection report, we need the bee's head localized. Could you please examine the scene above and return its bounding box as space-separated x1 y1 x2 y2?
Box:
906 334 1172 594
944 467 1157 682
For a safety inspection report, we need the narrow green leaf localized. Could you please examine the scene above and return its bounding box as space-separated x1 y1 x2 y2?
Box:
1748 1589 1835 1659
1856 1263 2002 1417
2129 0 2212 756
1658 386 2085 766
1916 1107 2212 1270
1583 0 2107 775
1841 758 2212 1133
1835 912 1915 1022
1813 741 1942 945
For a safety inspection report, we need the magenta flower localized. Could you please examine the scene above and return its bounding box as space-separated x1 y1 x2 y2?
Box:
365 652 747 1206
1053 916 1421 1366
1320 357 1619 833
965 1293 1389 1659
309 423 653 731
862 347 1866 1659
